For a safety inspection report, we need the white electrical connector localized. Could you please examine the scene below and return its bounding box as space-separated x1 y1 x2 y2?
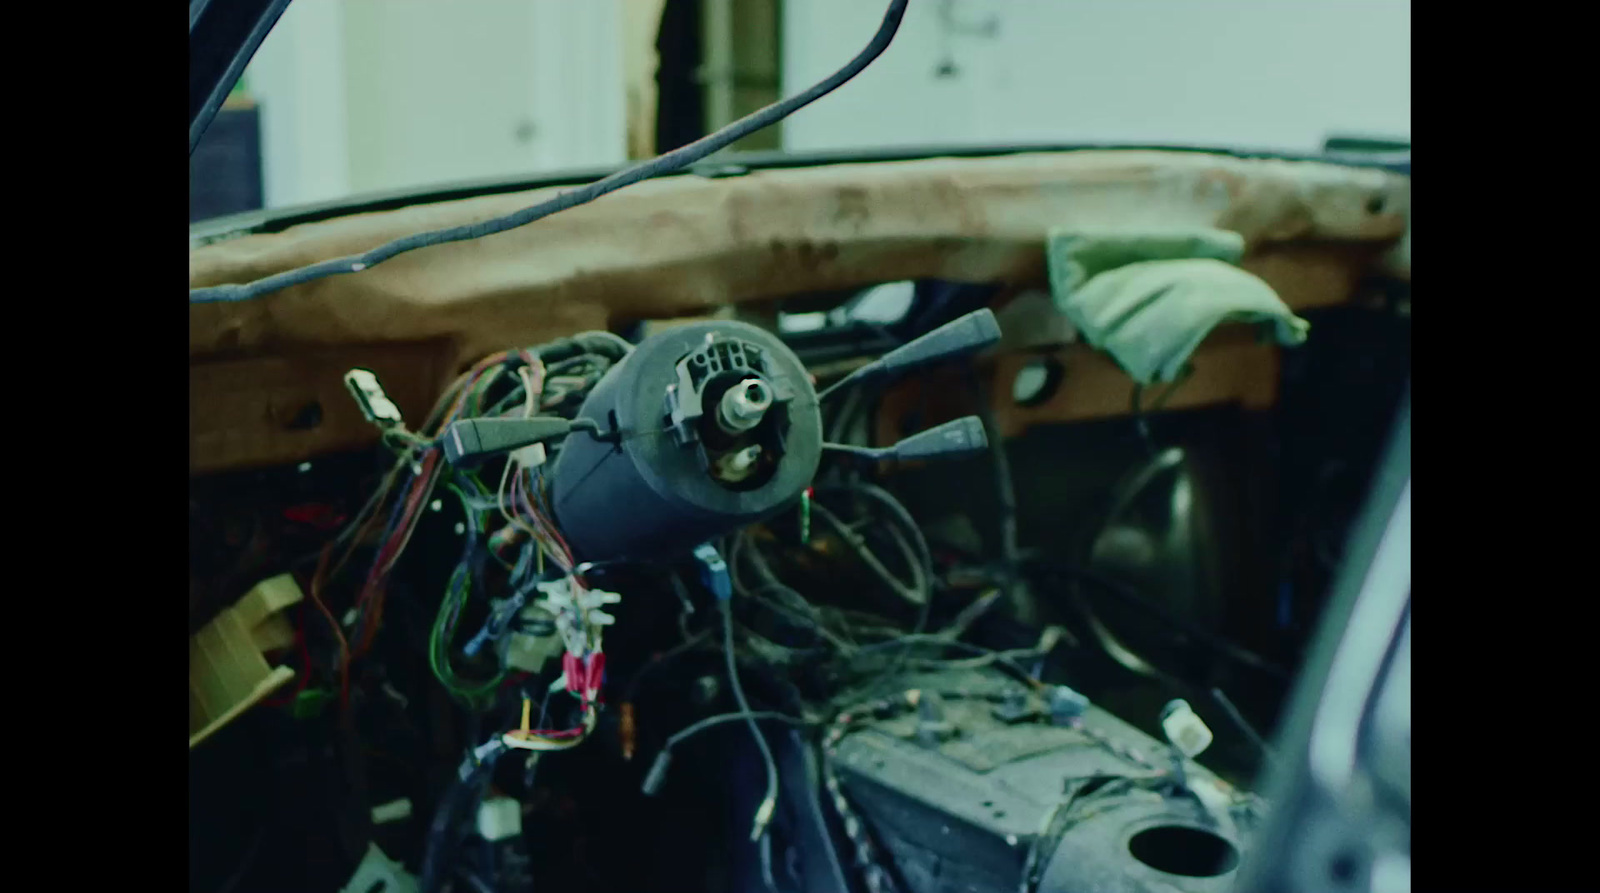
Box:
343 369 404 429
751 797 776 842
476 797 523 841
539 577 622 640
510 442 547 469
538 576 579 608
1160 699 1214 758
577 588 621 626
505 606 562 673
370 798 413 825
577 589 621 610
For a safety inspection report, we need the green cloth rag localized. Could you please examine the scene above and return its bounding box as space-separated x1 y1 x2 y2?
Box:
1046 227 1310 385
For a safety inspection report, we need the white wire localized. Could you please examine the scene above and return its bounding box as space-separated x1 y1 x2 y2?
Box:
518 366 537 418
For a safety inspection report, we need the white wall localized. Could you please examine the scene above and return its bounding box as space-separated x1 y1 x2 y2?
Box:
246 0 352 208
781 0 1410 154
239 1 1407 208
245 0 627 210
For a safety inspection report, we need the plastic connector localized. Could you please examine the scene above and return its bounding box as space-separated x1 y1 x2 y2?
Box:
750 797 776 842
1160 699 1214 758
510 442 547 469
693 543 732 602
343 369 404 429
560 652 606 698
190 575 305 749
641 749 673 796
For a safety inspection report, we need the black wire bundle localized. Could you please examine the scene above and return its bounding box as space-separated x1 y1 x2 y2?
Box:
419 746 503 893
725 479 936 665
812 481 937 642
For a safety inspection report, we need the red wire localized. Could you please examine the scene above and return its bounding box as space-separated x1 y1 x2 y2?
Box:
353 450 441 657
303 361 490 717
369 450 439 581
516 468 574 569
263 605 312 708
323 354 558 706
510 727 585 740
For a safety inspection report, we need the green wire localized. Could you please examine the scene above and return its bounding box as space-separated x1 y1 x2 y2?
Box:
429 567 505 708
429 478 506 709
468 367 503 417
800 489 812 545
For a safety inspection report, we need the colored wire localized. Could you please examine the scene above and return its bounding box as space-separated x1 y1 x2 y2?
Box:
502 698 597 750
427 483 506 707
507 688 589 743
301 343 597 715
497 457 537 540
515 466 574 573
354 451 443 657
428 565 506 707
308 543 353 712
261 603 313 708
518 366 537 417
345 354 502 664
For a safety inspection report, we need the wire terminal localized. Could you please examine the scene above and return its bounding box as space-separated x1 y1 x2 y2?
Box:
694 543 732 602
343 368 404 429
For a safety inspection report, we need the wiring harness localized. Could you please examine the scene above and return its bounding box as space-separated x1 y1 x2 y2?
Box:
335 335 635 893
315 310 1009 884
306 333 630 736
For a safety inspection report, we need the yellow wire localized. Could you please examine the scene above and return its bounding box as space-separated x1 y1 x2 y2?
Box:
503 705 597 751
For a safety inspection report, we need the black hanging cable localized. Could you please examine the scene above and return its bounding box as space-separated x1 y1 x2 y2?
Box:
964 368 1022 609
812 482 935 637
190 0 912 305
666 710 811 751
1210 686 1277 769
722 599 782 842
